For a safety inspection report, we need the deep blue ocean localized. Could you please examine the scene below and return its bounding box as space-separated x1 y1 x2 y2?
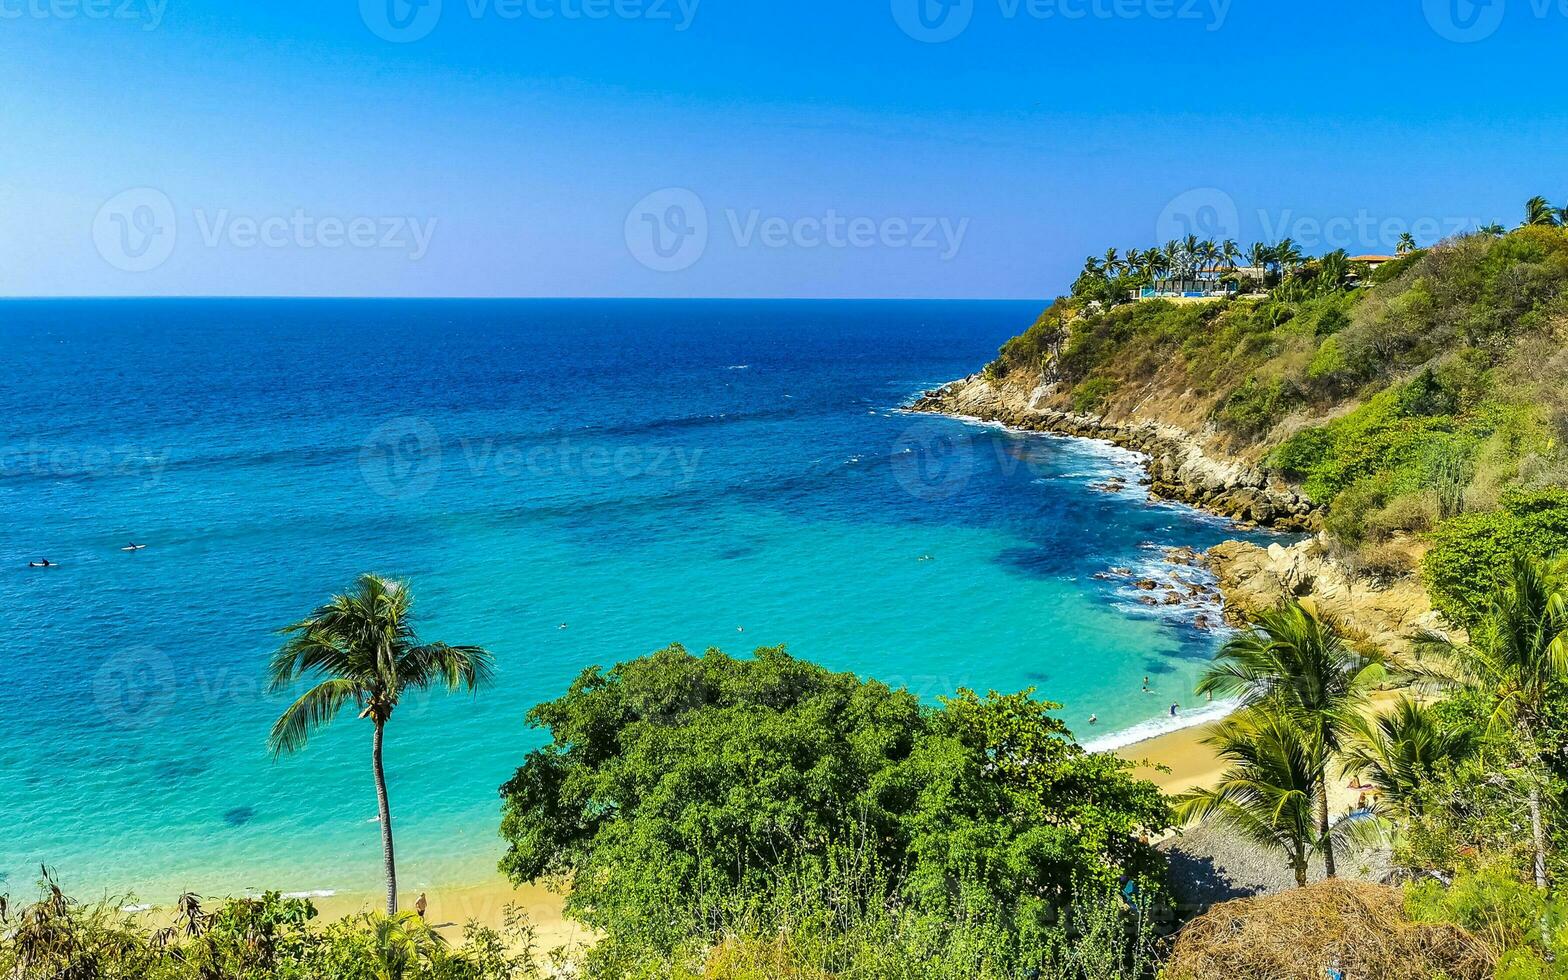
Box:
0 299 1271 901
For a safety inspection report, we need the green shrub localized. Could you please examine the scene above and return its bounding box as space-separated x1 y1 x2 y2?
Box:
497 647 1171 961
1214 376 1302 437
1366 492 1439 541
1423 487 1568 626
1071 376 1119 414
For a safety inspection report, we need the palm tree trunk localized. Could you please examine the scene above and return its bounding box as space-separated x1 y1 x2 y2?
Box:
373 720 398 915
1294 855 1308 888
1530 780 1549 891
1317 770 1337 879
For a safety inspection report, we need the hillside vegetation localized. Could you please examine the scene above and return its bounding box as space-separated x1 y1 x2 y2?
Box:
989 225 1568 623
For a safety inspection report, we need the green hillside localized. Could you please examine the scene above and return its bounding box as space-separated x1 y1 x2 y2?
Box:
988 224 1568 625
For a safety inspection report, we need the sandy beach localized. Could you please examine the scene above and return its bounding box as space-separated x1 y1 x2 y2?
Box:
1115 722 1230 795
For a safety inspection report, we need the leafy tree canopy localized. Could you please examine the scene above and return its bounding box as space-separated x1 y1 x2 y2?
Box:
498 645 1170 953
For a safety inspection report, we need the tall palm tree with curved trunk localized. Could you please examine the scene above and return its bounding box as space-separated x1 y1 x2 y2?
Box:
1175 713 1335 888
268 574 495 915
1424 554 1568 890
1197 600 1388 879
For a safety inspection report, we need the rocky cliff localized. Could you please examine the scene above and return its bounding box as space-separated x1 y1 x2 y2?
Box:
911 374 1321 532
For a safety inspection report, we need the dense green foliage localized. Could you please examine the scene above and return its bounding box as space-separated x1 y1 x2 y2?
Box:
0 882 539 980
1424 488 1568 626
497 645 1170 972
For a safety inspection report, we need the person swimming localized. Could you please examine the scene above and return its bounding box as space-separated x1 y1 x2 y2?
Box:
1088 714 1098 726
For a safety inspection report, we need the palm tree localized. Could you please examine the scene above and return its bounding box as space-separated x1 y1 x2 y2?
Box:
1221 239 1241 270
1317 249 1351 293
1103 248 1123 277
357 911 451 980
1524 195 1559 228
1274 238 1305 276
268 574 495 914
1197 600 1388 878
1246 241 1273 287
1424 554 1568 889
1479 222 1507 236
1175 713 1334 888
1396 232 1417 256
1199 239 1220 279
1341 697 1474 817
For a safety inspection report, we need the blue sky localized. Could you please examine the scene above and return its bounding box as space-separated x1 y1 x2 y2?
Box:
3 0 1565 298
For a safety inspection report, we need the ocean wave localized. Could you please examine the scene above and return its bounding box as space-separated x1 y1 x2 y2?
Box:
1082 696 1242 753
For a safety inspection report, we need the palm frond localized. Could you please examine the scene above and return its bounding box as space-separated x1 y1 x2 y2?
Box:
268 678 362 757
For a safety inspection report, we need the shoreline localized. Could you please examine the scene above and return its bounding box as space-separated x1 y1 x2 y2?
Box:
910 374 1321 532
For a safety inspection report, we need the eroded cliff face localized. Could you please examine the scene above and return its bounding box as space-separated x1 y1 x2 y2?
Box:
1206 539 1442 657
912 374 1320 532
911 373 1442 652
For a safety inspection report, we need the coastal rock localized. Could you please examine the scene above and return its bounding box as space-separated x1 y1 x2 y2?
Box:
1205 537 1449 657
911 374 1321 532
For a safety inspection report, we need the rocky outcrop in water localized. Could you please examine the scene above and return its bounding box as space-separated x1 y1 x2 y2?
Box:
911 374 1321 532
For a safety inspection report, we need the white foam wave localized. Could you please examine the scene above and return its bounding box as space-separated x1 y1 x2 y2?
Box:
1082 697 1242 753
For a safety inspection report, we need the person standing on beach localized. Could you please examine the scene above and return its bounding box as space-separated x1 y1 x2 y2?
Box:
415 892 428 919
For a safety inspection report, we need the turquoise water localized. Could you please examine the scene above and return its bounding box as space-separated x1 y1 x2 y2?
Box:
0 300 1271 901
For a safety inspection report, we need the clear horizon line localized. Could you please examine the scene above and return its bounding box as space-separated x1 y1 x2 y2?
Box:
0 294 1049 303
